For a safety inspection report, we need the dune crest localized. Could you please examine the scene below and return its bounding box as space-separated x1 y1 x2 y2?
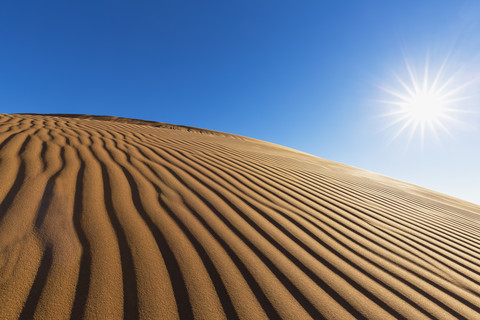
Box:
0 113 479 319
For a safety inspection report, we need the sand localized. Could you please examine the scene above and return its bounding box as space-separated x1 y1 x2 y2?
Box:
0 113 479 319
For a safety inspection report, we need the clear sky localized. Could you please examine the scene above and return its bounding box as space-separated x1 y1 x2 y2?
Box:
1 1 479 204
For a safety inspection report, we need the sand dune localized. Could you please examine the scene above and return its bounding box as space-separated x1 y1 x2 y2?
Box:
0 114 479 319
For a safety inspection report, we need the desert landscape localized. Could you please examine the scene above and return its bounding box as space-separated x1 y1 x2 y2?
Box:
0 113 479 319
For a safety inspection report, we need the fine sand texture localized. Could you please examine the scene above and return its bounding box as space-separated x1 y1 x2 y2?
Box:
0 113 479 320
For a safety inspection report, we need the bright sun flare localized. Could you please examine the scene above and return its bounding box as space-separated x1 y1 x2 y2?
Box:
378 56 473 147
407 92 444 121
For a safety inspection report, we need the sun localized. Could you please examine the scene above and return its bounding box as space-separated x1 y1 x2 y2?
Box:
406 92 444 121
377 56 473 147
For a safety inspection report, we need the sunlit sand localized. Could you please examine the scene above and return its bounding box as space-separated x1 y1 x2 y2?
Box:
0 114 479 319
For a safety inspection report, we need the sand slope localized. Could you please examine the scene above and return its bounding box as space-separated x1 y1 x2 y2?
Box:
0 114 479 320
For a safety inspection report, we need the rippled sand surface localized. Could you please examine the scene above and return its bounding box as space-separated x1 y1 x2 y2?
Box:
0 114 479 319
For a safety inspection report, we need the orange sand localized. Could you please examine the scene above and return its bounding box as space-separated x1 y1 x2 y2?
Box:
0 113 479 319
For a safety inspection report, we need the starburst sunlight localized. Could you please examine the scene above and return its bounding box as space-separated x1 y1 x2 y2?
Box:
378 56 474 147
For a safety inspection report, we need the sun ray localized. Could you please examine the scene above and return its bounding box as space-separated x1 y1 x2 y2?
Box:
405 59 420 93
423 54 429 92
389 117 415 143
382 113 412 131
430 54 449 93
394 73 416 97
376 85 410 101
440 77 479 99
404 119 419 150
434 70 461 94
434 119 453 137
427 119 441 145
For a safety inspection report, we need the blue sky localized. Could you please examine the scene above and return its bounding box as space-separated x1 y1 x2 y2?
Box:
1 1 479 204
